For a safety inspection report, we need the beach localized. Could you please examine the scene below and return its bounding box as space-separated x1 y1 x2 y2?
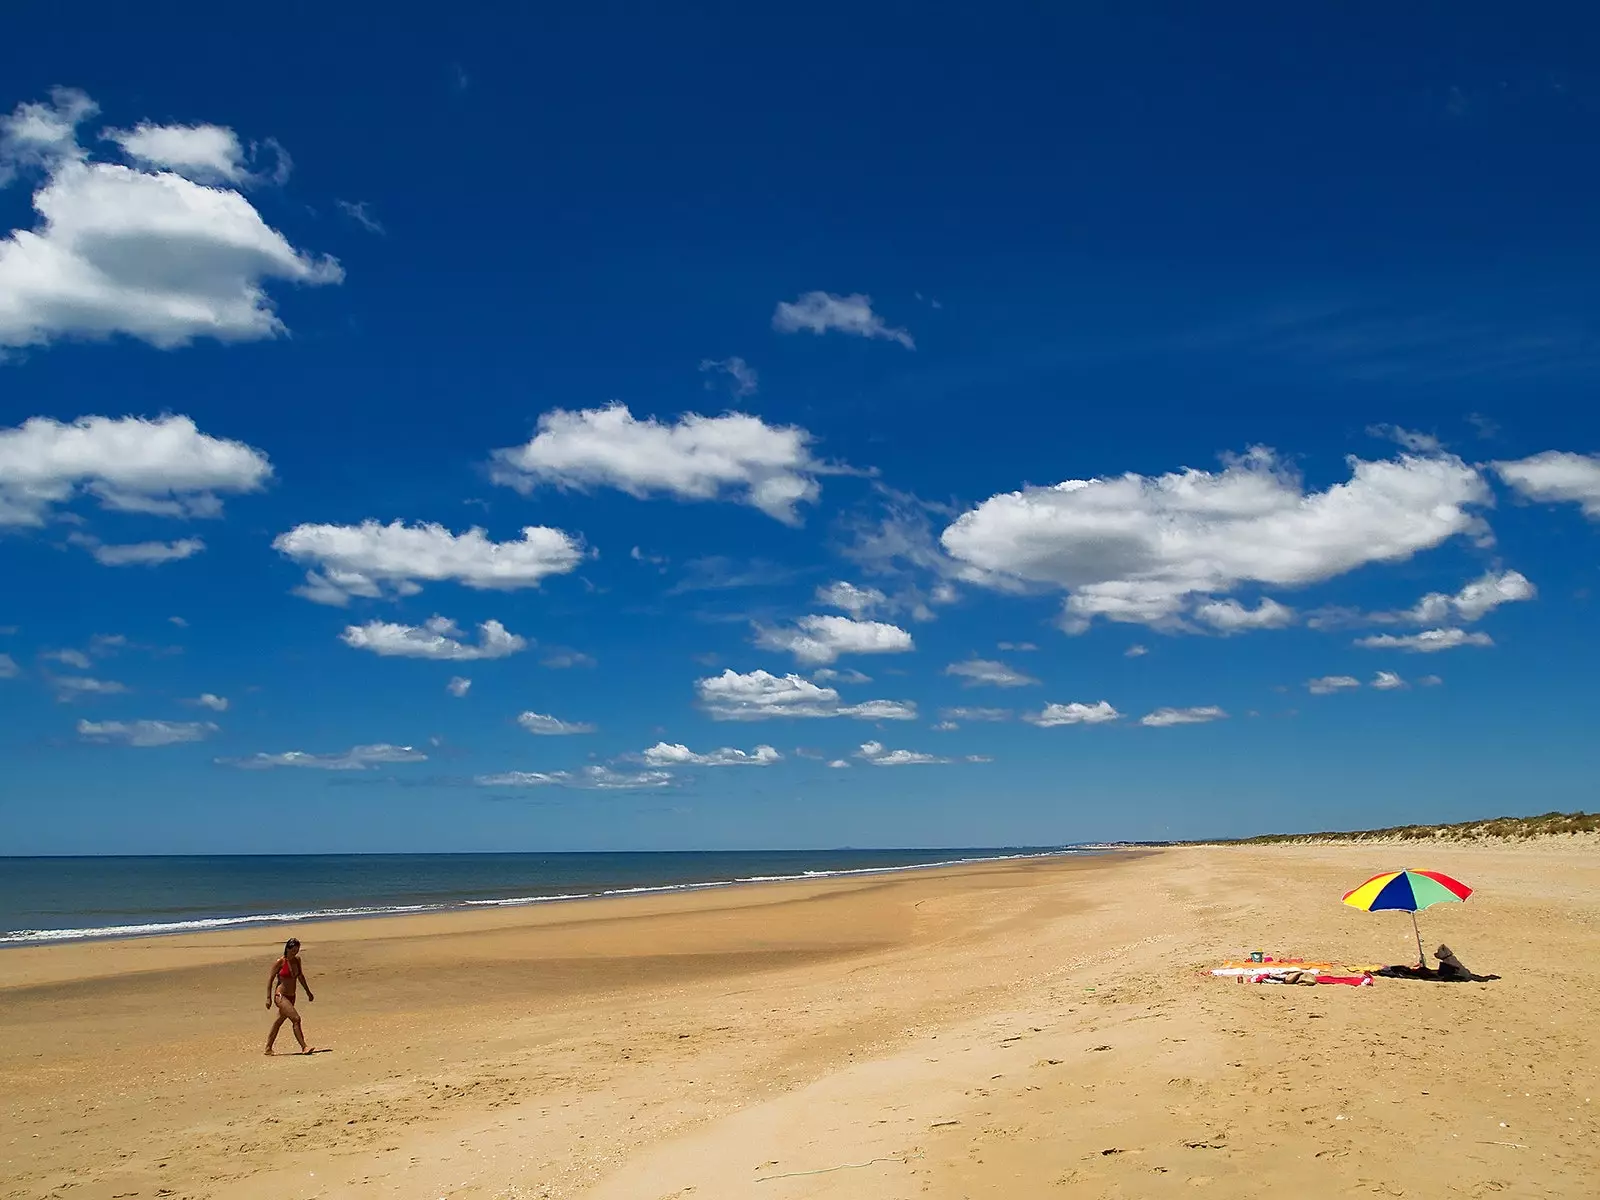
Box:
3 841 1597 1199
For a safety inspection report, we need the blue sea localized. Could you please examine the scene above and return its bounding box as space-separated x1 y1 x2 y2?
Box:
0 848 1070 944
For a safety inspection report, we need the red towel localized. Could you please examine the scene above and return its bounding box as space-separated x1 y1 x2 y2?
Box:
1314 975 1373 986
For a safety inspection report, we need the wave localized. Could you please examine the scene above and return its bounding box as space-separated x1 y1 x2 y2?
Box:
0 849 1079 945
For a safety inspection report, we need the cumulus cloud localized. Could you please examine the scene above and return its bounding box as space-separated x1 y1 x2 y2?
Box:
772 291 914 349
827 759 851 768
1193 597 1295 633
220 743 426 770
517 711 595 736
699 356 758 397
1494 451 1600 519
1125 644 1149 657
939 706 1012 722
446 676 471 698
190 692 228 711
754 614 914 665
640 742 781 767
695 668 917 721
855 740 948 765
474 766 673 790
813 667 872 685
0 88 339 352
1371 671 1406 690
1140 706 1227 727
1023 701 1121 726
941 448 1492 633
69 534 205 566
43 648 92 669
274 520 584 607
944 658 1039 688
490 403 827 525
816 580 887 618
78 718 215 746
52 674 128 701
0 414 271 527
341 616 526 661
1306 675 1361 695
1354 628 1493 653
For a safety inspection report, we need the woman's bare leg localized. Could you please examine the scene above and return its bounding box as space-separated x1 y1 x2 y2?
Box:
265 1012 287 1054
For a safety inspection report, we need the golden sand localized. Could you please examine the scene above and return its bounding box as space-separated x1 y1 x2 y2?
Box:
3 842 1596 1198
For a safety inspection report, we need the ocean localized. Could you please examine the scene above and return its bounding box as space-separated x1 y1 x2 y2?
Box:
0 848 1069 944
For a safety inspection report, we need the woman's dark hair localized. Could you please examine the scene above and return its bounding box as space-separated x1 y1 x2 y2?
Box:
284 938 301 954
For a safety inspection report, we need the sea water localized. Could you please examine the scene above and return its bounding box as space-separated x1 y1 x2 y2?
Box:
0 848 1071 944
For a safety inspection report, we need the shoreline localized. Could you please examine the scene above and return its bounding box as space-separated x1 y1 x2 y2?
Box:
0 845 1082 948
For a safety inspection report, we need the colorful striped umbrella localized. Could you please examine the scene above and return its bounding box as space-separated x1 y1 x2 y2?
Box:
1343 869 1473 966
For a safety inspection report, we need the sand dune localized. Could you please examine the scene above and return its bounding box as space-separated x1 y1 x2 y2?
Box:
2 842 1596 1198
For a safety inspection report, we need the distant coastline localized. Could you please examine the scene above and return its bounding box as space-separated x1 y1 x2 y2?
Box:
1197 809 1597 846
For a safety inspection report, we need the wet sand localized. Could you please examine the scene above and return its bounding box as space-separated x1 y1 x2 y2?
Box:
3 841 1596 1198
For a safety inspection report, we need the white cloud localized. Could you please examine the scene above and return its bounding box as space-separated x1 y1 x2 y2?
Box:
942 448 1492 633
754 615 914 665
168 615 187 627
52 675 128 701
490 403 826 525
446 676 471 698
1306 675 1361 695
78 718 215 746
474 766 672 790
0 89 339 352
856 740 949 765
1371 671 1406 690
1023 701 1121 726
699 356 758 397
104 122 261 185
0 414 271 527
1124 644 1149 657
335 199 384 234
191 692 228 711
695 668 917 722
1354 627 1492 653
1309 569 1535 630
1418 674 1443 686
826 759 851 768
341 616 527 661
640 742 781 767
944 658 1039 688
1451 571 1535 621
43 648 92 669
1368 424 1443 454
1494 451 1600 519
933 720 959 731
517 711 595 736
69 534 205 566
816 580 887 618
997 641 1038 652
813 667 872 685
542 650 596 669
939 706 1012 722
0 653 19 678
772 291 914 349
1140 706 1228 728
221 743 425 770
275 520 585 606
1193 597 1295 633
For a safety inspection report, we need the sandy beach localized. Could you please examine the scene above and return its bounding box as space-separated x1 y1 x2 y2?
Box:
3 841 1597 1199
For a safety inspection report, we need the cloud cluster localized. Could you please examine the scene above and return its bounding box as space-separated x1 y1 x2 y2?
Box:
0 88 339 352
640 742 781 767
1306 675 1361 695
220 743 426 770
275 520 585 606
1140 706 1227 727
815 580 888 618
0 414 272 526
772 292 914 349
341 616 526 660
754 614 914 664
491 403 827 525
855 740 948 765
68 534 206 566
941 448 1491 633
78 718 216 746
944 658 1039 688
699 356 758 397
1354 628 1493 653
696 669 917 721
52 675 128 701
474 766 672 790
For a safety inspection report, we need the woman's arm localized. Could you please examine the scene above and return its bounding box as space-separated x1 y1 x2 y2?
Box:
297 959 314 1002
267 961 281 1008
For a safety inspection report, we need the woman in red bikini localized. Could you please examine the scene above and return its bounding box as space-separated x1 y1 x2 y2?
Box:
265 937 315 1055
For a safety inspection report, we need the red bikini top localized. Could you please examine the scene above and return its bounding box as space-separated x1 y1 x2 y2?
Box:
278 959 293 979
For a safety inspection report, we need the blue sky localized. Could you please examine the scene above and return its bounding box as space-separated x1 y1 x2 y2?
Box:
2 6 1598 853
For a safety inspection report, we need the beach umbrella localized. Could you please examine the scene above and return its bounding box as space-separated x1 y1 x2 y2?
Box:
1342 869 1473 966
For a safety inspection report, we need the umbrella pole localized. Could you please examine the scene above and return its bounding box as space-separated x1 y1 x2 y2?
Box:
1411 910 1425 968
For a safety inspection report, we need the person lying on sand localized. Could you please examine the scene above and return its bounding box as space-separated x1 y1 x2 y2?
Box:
265 937 316 1054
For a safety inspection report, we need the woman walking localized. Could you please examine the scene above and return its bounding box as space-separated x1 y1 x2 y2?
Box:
265 937 315 1054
